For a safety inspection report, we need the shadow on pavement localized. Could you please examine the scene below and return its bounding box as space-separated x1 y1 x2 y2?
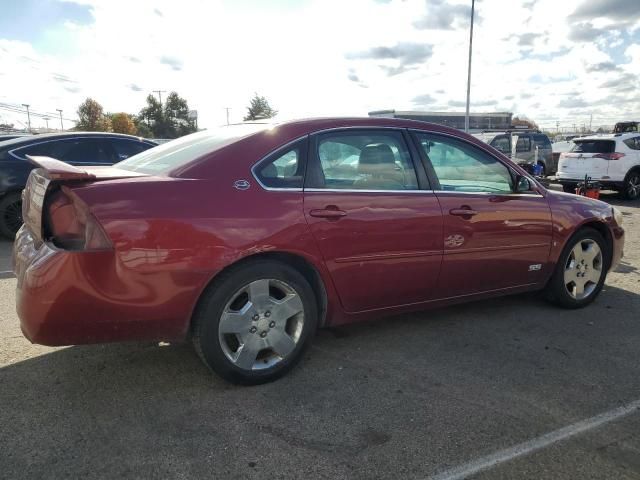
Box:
1 284 640 478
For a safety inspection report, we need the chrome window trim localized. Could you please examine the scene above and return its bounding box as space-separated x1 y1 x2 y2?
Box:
250 135 308 192
433 190 544 197
304 188 430 194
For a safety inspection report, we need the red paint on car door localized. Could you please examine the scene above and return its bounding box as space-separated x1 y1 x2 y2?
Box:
435 192 552 298
304 191 444 312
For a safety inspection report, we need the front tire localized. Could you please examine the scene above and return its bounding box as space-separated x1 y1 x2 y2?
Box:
192 260 317 385
0 193 23 240
545 228 608 309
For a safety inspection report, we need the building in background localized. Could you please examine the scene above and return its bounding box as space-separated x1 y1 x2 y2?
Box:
369 110 513 132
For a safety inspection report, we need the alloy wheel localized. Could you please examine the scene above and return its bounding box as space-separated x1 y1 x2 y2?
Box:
218 278 304 370
3 199 22 235
563 239 603 300
627 174 640 199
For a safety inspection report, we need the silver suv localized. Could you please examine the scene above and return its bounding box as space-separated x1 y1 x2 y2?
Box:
474 130 554 175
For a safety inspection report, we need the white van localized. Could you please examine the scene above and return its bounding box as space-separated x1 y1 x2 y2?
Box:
556 133 640 200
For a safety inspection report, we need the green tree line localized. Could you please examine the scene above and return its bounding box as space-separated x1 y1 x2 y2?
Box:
75 92 197 139
76 92 278 138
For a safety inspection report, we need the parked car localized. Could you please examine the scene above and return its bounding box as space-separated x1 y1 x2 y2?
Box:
0 132 157 238
556 133 640 199
613 121 638 134
552 139 578 171
473 130 554 175
13 118 624 384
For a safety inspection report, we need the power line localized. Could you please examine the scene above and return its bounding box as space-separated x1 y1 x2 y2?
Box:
0 103 77 122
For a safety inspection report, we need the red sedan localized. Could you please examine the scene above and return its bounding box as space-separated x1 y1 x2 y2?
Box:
13 118 625 384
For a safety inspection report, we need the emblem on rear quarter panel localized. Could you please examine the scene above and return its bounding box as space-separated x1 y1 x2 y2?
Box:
234 179 250 190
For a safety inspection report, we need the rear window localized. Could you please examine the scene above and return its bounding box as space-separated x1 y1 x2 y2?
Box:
117 124 269 174
570 140 615 154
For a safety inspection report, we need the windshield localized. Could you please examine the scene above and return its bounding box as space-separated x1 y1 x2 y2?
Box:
117 124 270 174
570 140 615 154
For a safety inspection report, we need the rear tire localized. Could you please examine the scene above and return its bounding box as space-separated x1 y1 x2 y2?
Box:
621 171 640 200
192 260 317 385
0 193 23 240
545 228 608 309
562 184 576 194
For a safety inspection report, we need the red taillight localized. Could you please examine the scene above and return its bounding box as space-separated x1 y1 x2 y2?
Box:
593 152 625 160
46 186 112 251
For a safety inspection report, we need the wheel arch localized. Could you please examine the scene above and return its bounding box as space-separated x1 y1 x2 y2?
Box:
189 250 329 335
624 165 640 179
572 220 613 269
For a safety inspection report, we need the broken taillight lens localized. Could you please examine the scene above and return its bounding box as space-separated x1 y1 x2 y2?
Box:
46 186 112 251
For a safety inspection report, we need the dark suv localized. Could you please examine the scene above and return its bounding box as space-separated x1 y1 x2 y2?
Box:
0 132 157 238
474 130 554 175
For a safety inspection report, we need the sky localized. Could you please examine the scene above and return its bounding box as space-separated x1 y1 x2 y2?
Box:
0 0 639 132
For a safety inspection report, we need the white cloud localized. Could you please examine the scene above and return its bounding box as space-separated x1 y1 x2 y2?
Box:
0 0 639 132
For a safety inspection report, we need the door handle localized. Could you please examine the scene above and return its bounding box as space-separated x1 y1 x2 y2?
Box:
449 207 478 217
309 207 347 219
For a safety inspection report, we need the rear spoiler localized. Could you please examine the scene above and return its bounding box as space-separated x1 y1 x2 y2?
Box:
26 155 96 181
21 156 145 243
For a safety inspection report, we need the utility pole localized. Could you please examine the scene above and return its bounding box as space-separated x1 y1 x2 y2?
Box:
589 113 593 133
153 90 167 106
22 104 31 132
225 107 231 125
56 109 64 130
556 121 559 134
44 117 50 131
464 0 476 133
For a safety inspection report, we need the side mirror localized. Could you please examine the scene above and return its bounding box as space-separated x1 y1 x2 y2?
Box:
515 175 532 193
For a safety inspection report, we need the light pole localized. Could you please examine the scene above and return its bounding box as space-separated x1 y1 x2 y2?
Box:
56 109 64 130
464 0 475 133
44 117 50 131
22 104 31 132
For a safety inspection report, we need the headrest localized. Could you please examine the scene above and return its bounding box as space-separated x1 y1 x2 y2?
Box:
261 163 278 178
358 144 396 175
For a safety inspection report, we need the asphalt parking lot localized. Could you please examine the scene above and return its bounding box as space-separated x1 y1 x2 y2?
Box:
1 191 639 480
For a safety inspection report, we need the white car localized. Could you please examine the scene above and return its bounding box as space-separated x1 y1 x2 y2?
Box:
557 133 640 199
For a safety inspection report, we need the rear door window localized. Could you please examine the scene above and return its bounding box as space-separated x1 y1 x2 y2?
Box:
55 139 117 164
308 130 419 190
11 138 117 164
570 141 615 153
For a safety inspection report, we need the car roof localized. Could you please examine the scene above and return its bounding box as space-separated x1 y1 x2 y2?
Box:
233 116 468 136
0 131 155 149
574 133 639 141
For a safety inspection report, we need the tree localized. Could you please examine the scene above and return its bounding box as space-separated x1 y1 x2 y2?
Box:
139 91 196 138
110 113 137 135
76 98 112 131
164 92 197 137
133 116 152 138
0 123 15 132
243 93 278 121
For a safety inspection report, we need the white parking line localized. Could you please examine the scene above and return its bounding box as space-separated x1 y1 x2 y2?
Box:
429 399 640 480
